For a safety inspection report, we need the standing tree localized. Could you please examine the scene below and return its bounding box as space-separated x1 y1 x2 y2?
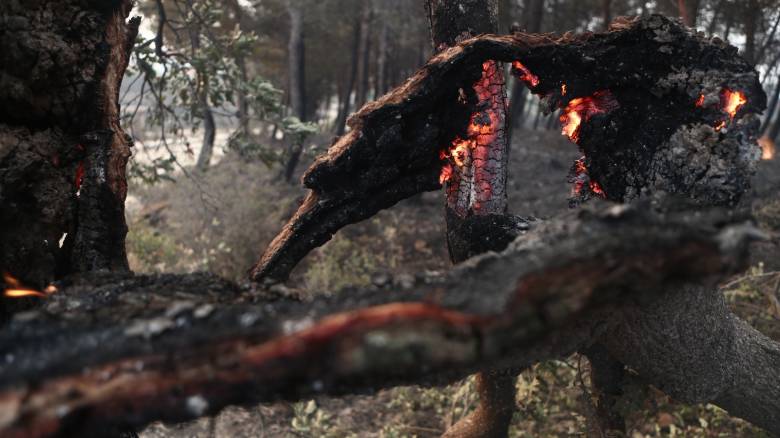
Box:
282 0 308 182
424 0 518 436
0 0 138 286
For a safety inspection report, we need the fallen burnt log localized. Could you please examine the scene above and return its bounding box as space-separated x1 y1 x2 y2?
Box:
250 15 765 282
0 204 766 437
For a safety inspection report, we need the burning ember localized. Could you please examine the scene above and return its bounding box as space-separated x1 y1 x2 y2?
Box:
557 91 619 201
721 89 747 120
559 90 619 143
3 273 56 298
696 89 748 131
571 157 606 199
759 137 775 160
439 163 453 184
512 60 540 87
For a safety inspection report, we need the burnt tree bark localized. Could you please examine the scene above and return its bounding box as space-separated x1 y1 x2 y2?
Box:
282 0 307 182
0 0 137 288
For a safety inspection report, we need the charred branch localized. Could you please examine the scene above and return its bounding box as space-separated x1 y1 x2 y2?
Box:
0 204 761 437
250 15 765 283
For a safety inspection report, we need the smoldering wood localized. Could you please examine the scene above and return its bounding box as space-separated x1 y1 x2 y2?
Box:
0 0 137 287
250 15 765 283
0 204 762 437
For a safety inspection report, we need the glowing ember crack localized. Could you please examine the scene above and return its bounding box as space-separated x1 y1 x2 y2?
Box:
440 60 508 216
512 60 540 88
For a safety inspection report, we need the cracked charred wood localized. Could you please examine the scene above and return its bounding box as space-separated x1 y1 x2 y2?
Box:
250 15 765 283
0 1 138 289
0 204 759 437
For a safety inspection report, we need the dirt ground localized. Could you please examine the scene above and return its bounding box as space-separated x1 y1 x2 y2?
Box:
135 128 779 437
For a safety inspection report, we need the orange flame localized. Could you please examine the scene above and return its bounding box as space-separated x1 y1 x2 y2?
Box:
3 273 56 298
512 60 540 87
695 94 705 107
714 120 726 132
559 91 619 143
721 89 747 120
561 84 567 96
759 137 775 160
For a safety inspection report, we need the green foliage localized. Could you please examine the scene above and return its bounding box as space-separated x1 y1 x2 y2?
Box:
124 0 317 181
303 234 382 293
291 400 339 437
126 219 183 273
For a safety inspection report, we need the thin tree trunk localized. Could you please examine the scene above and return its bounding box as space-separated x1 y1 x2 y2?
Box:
354 1 373 109
506 0 544 145
769 109 780 142
375 7 389 98
602 0 612 30
334 15 361 136
678 0 700 27
761 80 780 134
282 0 307 182
743 0 758 65
707 0 724 35
192 24 216 172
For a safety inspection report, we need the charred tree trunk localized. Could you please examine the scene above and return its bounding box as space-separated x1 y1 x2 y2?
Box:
334 16 361 136
282 0 307 182
426 1 516 437
743 0 759 65
0 1 137 287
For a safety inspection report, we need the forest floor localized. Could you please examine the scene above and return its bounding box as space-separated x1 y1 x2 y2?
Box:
130 129 780 437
